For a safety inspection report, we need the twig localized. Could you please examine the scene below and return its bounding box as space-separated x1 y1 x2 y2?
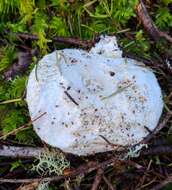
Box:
16 181 39 190
123 52 155 66
99 135 126 150
123 52 172 77
0 157 119 184
141 113 172 144
99 135 119 147
0 144 171 159
140 145 172 156
0 112 46 140
137 159 153 189
0 98 22 105
91 168 104 190
15 32 95 49
136 0 172 43
53 36 95 48
64 91 79 106
103 175 116 190
0 145 44 158
149 175 172 190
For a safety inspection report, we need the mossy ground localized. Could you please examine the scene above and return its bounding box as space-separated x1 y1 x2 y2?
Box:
0 0 172 189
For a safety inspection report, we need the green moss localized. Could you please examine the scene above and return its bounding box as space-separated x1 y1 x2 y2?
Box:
1 109 26 136
0 46 16 72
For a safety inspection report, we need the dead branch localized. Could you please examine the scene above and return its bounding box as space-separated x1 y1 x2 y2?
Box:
0 145 44 158
122 52 166 71
136 0 172 43
15 32 95 49
0 157 119 184
53 36 95 49
140 145 172 156
0 143 172 159
149 175 172 190
102 175 116 190
1 144 171 185
91 168 104 190
123 52 154 66
141 113 172 144
16 181 39 190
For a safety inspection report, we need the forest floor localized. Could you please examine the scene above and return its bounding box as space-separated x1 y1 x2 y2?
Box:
0 0 172 189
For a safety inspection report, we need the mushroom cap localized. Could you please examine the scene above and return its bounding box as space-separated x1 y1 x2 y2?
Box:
26 36 163 155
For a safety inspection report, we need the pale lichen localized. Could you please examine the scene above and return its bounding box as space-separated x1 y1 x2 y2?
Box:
36 182 49 190
32 149 70 176
124 144 148 158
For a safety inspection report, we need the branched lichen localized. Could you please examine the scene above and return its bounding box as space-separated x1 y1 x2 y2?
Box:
32 149 70 176
36 181 49 190
124 144 148 158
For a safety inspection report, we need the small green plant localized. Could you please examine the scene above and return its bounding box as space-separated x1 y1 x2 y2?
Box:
1 109 26 137
155 6 172 30
10 160 24 171
0 46 16 72
31 11 49 53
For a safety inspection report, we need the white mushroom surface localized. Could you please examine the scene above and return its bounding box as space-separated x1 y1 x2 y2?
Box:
26 36 163 156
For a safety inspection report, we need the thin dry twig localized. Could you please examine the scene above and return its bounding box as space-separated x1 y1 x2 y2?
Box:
0 144 171 159
141 113 172 144
16 181 39 190
1 145 171 187
0 112 47 140
64 91 79 106
136 0 172 43
137 159 153 189
0 157 119 184
140 145 172 156
0 98 22 105
0 145 44 158
91 168 104 190
103 175 116 190
149 175 172 190
15 32 95 49
99 135 124 148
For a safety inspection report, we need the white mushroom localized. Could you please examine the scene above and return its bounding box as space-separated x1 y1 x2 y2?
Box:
26 35 163 156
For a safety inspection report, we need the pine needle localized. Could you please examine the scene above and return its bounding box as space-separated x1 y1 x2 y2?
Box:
101 83 132 100
0 98 23 105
